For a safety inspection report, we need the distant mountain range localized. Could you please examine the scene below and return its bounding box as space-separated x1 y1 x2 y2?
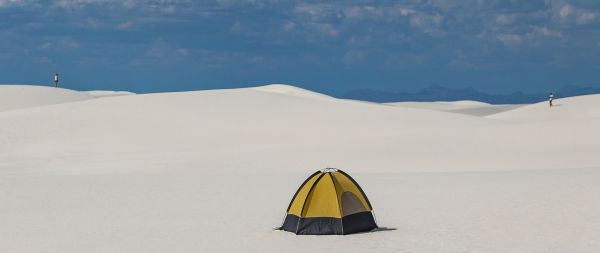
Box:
342 85 600 104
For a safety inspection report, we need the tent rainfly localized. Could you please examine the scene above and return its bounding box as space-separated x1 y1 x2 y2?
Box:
278 168 378 235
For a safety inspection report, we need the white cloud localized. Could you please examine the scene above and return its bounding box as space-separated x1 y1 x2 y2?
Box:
52 0 106 9
38 42 53 50
294 3 341 22
495 14 515 25
343 6 364 21
2 0 600 74
0 0 42 9
294 3 327 20
394 7 416 17
346 35 372 47
559 4 572 19
316 23 338 37
343 5 392 22
576 12 596 25
51 0 180 12
494 25 562 48
342 5 415 23
175 48 188 56
497 34 523 45
410 13 444 36
37 37 80 51
160 5 176 14
229 21 259 36
117 21 134 30
410 13 443 27
554 3 599 26
282 21 295 32
229 21 243 33
534 26 562 37
0 0 27 7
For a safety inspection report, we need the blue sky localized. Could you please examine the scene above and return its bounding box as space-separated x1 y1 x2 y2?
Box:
1 0 599 95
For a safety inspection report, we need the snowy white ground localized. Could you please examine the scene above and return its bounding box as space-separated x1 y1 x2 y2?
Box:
1 84 599 252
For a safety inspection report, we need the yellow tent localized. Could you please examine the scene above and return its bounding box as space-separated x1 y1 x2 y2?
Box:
279 168 377 235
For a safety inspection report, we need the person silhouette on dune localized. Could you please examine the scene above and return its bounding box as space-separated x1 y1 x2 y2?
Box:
549 92 554 107
53 73 59 88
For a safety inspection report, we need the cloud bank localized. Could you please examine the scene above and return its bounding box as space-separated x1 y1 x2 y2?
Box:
0 0 599 93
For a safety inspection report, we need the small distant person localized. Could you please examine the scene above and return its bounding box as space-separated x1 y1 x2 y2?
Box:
54 73 59 88
548 92 554 107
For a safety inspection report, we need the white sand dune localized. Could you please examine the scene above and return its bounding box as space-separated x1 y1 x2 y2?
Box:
487 94 600 121
253 84 333 100
447 104 524 116
3 84 592 173
0 84 92 112
85 90 136 98
387 101 524 116
387 100 491 111
1 84 599 252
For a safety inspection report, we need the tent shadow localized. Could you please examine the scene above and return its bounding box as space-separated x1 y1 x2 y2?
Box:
273 226 397 234
352 227 397 234
372 227 396 232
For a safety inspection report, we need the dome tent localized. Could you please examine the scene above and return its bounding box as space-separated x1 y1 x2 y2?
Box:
278 168 378 235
